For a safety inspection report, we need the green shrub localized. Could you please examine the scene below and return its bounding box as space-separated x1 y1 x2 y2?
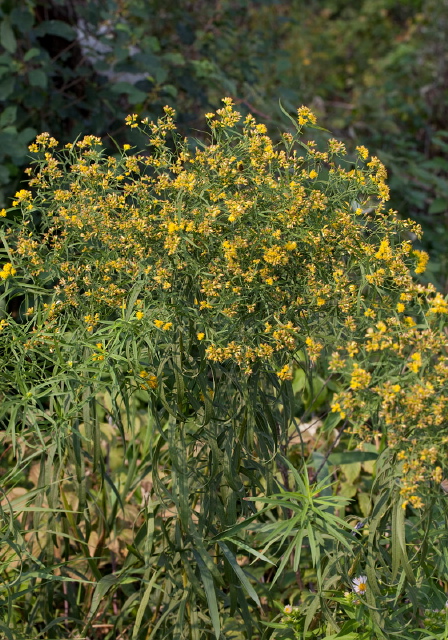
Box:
1 101 447 639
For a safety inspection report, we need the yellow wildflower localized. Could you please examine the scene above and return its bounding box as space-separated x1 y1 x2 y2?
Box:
331 402 346 420
429 293 448 314
356 145 369 160
329 351 345 371
375 239 393 261
0 263 16 279
125 114 139 128
305 336 323 363
409 352 422 373
350 364 371 390
297 106 317 126
12 189 32 206
277 364 292 381
413 250 429 274
139 371 158 389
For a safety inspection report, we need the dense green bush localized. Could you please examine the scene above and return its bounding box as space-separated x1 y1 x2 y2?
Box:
1 102 448 639
1 1 448 637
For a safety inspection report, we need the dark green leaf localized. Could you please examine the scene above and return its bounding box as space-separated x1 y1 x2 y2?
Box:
328 451 378 466
1 19 17 54
28 69 48 89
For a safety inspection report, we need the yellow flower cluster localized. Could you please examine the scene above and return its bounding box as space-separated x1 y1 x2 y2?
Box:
305 337 323 363
28 131 58 152
329 292 448 501
92 343 106 361
356 145 369 161
277 364 293 381
12 189 33 208
0 262 16 279
154 320 173 331
413 249 429 274
11 98 398 374
297 106 317 126
205 341 275 375
349 365 371 390
139 370 158 390
83 313 100 333
429 293 448 314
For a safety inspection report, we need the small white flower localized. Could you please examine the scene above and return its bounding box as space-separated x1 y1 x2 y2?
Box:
352 575 367 595
283 604 293 614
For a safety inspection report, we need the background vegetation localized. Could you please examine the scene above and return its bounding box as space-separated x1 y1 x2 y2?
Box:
1 1 448 639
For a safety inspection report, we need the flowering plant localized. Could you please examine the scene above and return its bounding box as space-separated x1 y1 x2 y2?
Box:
1 99 448 639
3 99 448 495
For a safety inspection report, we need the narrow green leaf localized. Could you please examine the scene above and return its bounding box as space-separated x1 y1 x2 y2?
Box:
218 541 260 605
219 537 275 566
391 499 401 581
89 574 120 618
193 550 220 639
328 451 378 465
132 569 161 639
395 497 416 585
212 506 270 541
302 594 320 640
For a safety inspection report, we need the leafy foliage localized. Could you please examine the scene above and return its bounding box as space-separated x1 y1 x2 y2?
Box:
1 103 448 639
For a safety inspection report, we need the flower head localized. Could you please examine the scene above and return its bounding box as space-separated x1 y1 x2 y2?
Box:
0 262 16 279
352 575 367 595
